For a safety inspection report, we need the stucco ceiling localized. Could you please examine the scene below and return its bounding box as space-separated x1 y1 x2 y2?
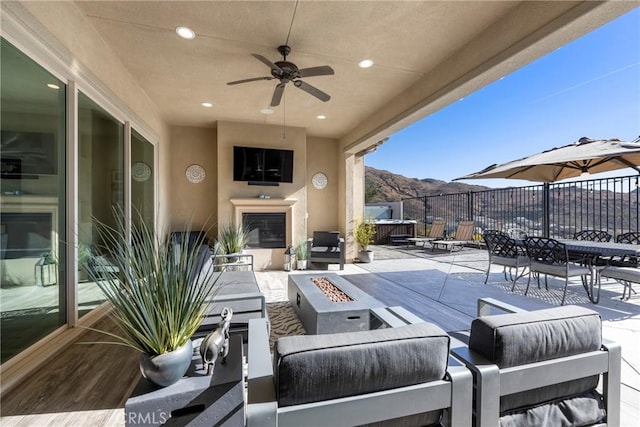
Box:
71 1 634 143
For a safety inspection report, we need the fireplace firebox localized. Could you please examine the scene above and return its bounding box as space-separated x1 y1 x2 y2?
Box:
243 212 286 248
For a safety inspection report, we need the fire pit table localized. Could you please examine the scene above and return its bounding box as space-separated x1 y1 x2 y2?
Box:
288 273 385 334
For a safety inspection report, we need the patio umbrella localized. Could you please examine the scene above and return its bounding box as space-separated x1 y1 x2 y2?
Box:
454 137 640 183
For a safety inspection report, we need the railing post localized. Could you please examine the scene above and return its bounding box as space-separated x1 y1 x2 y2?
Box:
543 182 550 238
467 191 473 221
423 196 428 236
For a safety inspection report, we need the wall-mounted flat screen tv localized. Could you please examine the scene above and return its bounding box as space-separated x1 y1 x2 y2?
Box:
1 131 57 179
233 146 294 184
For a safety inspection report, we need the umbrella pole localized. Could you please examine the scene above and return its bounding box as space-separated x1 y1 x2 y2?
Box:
543 183 550 238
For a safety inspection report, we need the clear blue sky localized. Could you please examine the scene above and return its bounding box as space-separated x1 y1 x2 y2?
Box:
366 8 640 189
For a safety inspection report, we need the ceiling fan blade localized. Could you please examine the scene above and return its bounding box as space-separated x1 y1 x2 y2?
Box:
252 53 282 72
294 80 330 102
297 65 334 78
270 83 286 107
227 76 274 85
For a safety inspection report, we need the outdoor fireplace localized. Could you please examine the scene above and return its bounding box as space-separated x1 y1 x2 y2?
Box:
243 212 286 248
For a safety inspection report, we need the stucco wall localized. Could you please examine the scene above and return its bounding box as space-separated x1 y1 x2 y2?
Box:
169 126 218 236
217 121 308 270
306 136 340 234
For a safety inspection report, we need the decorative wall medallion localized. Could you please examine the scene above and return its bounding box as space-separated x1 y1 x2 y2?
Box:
186 164 206 183
132 162 152 182
312 172 328 190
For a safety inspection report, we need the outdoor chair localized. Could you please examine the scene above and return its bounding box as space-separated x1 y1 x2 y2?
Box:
599 264 639 300
597 232 640 300
482 230 528 289
246 317 472 427
610 232 640 267
451 298 621 427
409 219 446 248
430 220 475 252
573 229 613 242
522 237 592 305
170 231 214 285
307 231 345 270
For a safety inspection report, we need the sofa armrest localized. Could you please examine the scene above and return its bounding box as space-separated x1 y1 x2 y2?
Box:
208 292 266 318
477 297 526 317
451 337 620 427
247 318 277 426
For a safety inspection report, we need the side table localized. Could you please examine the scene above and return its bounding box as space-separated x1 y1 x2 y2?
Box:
125 335 244 426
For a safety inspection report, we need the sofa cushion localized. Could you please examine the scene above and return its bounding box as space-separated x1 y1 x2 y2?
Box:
312 231 340 247
499 390 605 427
274 323 449 425
469 305 602 413
310 246 341 258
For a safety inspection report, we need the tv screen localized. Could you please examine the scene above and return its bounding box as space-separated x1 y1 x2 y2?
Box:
233 146 294 183
1 131 57 178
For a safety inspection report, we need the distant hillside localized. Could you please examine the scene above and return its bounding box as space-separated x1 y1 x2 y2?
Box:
365 166 490 202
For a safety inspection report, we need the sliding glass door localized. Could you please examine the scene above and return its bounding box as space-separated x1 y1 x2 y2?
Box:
0 39 67 362
77 92 124 318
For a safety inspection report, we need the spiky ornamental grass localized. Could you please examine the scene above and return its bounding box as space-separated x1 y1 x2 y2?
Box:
218 219 249 255
85 212 219 356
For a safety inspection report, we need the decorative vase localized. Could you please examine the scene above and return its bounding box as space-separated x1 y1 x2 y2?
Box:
297 259 308 270
139 339 193 387
358 250 374 263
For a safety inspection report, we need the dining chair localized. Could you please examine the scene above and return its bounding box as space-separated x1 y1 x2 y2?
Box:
599 232 640 300
522 237 592 305
573 229 612 242
482 230 528 289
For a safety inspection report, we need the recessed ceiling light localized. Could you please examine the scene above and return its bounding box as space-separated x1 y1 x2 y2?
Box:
260 108 274 115
201 102 213 108
358 59 374 68
175 26 196 40
316 115 326 120
46 83 60 90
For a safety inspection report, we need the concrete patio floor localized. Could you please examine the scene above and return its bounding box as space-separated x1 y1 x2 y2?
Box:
256 244 640 426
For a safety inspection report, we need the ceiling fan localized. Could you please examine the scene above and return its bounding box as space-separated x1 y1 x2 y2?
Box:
227 45 334 107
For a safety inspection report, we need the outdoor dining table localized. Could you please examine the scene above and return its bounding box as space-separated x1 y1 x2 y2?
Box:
557 239 640 303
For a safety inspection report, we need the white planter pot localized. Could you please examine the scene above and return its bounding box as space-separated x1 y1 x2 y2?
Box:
358 250 374 263
297 259 308 270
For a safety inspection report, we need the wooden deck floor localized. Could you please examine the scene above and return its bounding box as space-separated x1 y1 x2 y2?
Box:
2 246 638 426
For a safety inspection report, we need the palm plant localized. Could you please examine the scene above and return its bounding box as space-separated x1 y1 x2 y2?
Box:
85 209 219 356
218 219 249 254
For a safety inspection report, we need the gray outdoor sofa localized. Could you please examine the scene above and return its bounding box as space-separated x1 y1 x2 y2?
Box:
246 316 472 426
452 298 621 427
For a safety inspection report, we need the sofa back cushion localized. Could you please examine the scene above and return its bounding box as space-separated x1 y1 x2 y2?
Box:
469 305 602 413
312 231 340 248
275 323 449 425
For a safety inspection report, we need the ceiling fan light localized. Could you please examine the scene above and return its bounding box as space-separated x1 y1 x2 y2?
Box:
358 59 374 68
175 26 196 40
201 102 213 108
316 115 326 120
580 166 590 178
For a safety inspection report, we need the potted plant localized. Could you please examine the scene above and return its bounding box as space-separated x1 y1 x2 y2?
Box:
296 238 309 270
218 219 249 262
84 210 219 387
355 219 377 263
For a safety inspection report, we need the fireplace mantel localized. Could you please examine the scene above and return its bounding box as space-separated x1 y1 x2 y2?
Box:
229 199 297 251
230 198 297 207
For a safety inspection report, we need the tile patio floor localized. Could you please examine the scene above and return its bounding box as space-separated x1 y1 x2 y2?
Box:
256 244 640 426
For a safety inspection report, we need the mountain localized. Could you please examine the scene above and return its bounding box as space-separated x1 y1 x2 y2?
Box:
365 166 490 202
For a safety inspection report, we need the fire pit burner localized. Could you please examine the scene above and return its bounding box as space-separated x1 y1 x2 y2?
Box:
311 277 354 302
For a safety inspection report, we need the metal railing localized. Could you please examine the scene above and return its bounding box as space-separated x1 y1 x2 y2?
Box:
402 175 640 239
